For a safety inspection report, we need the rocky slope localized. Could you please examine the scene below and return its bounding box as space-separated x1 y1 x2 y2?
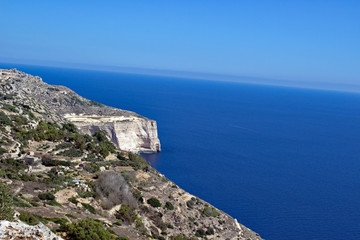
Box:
0 69 160 153
0 69 262 240
0 220 63 240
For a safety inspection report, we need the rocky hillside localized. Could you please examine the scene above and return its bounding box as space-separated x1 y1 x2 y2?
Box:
0 69 160 153
0 69 262 240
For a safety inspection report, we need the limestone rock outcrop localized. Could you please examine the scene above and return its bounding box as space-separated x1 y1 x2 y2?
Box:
64 114 161 153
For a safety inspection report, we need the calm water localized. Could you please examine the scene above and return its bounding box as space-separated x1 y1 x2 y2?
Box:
2 63 360 240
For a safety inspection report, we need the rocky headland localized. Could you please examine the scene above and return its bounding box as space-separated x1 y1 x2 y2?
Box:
0 69 262 240
0 69 160 153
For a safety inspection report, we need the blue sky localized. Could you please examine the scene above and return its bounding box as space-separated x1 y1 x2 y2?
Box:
0 1 359 89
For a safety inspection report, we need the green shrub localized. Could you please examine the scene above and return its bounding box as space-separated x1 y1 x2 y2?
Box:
62 123 78 133
68 197 78 204
48 87 60 91
169 235 195 240
48 199 61 206
65 213 77 219
114 204 137 224
84 163 100 173
89 100 104 107
60 218 116 240
128 152 149 169
164 201 174 210
76 189 95 198
206 227 215 235
195 228 206 237
42 155 71 166
81 203 96 214
19 211 39 225
0 112 11 125
203 207 218 217
57 148 83 157
133 190 144 203
186 197 196 209
11 115 27 125
0 148 7 155
147 197 161 208
0 182 14 220
38 192 55 201
2 104 18 113
55 142 73 150
116 237 129 240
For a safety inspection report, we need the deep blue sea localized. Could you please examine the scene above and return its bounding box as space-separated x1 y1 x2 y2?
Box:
2 63 360 240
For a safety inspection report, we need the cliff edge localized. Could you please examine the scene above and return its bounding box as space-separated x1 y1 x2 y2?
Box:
0 69 160 153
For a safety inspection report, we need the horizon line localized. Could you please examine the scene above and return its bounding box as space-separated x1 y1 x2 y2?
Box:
1 59 360 95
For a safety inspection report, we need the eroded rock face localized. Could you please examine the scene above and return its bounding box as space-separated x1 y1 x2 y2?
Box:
64 115 161 153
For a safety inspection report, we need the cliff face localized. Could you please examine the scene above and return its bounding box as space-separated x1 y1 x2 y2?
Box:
0 69 161 153
64 115 161 153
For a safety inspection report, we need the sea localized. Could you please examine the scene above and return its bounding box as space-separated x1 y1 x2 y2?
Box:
2 63 360 240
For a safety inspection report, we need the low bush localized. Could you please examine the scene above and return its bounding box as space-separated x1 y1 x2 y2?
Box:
203 207 219 217
206 227 215 235
76 189 95 198
0 148 7 155
195 228 206 237
84 163 100 173
114 204 137 224
48 199 61 206
65 213 77 219
2 104 18 113
57 148 83 157
38 192 55 201
0 182 14 220
60 218 116 240
19 211 39 225
147 197 161 208
186 197 196 209
42 155 71 167
81 202 96 214
0 112 11 125
164 201 174 210
55 142 73 150
68 197 78 204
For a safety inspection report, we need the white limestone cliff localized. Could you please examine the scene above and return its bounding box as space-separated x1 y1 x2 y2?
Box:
64 114 161 153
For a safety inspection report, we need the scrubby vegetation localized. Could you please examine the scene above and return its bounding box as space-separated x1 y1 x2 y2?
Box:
147 197 161 208
0 182 14 220
60 219 116 240
0 112 12 125
115 204 137 224
203 206 219 217
42 155 71 166
165 201 174 210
